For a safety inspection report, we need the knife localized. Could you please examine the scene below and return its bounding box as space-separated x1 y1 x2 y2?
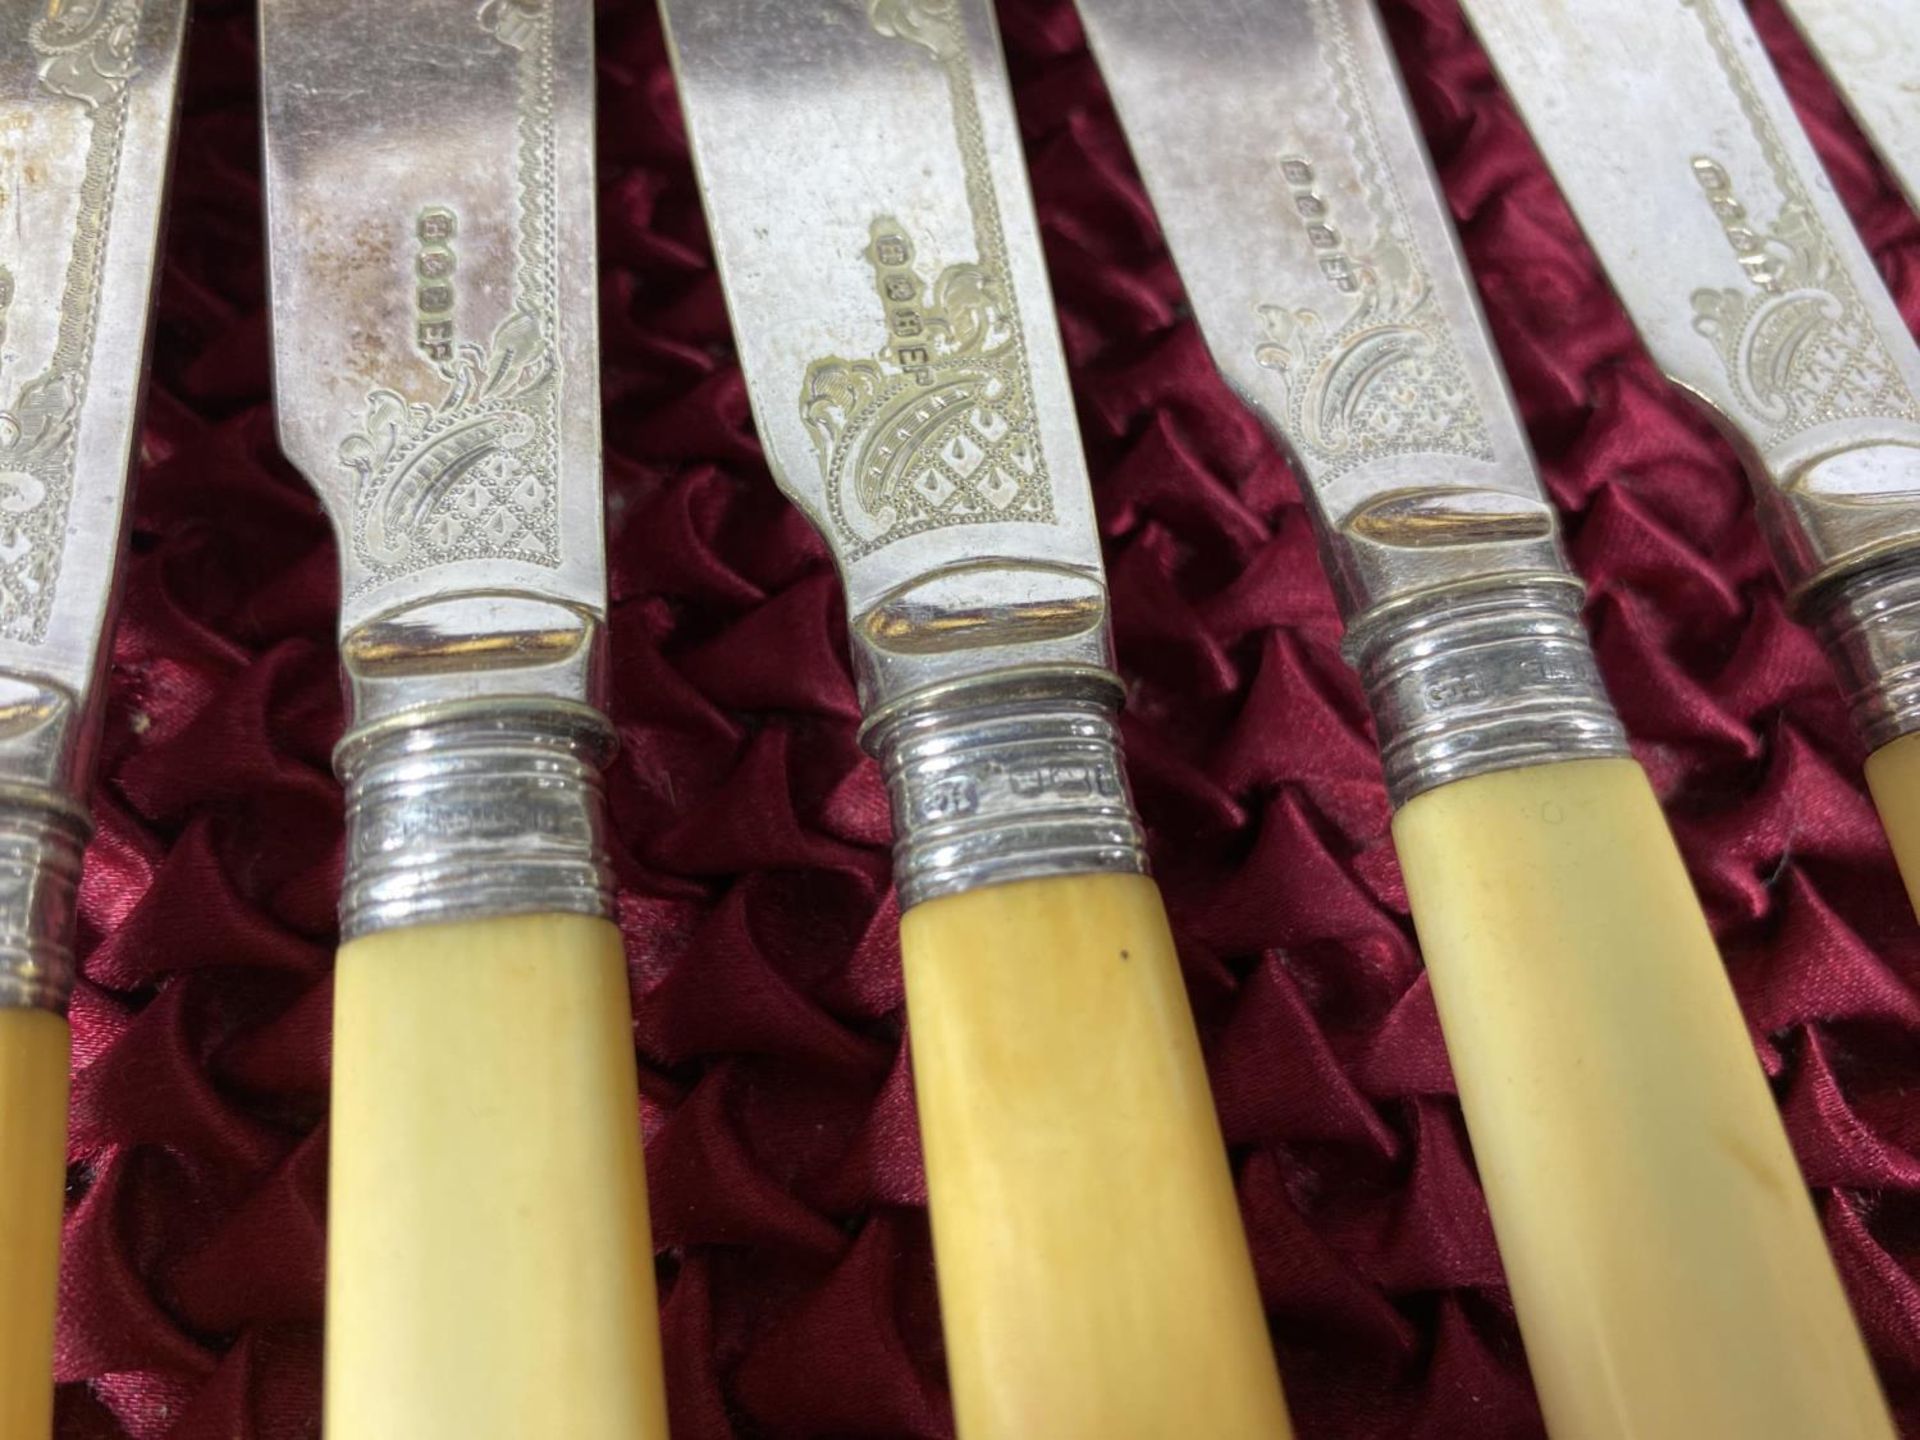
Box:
657 2 1293 1435
0 2 186 1432
1075 0 1896 1435
1778 0 1920 215
258 3 668 1436
1456 0 1920 937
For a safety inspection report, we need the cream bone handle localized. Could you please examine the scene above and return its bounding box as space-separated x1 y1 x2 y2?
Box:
903 872 1294 1440
321 705 668 1440
0 1009 69 1440
1865 732 1920 920
868 672 1295 1438
324 912 668 1440
1396 756 1894 1439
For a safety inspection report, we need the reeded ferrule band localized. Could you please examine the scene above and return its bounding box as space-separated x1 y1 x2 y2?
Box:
0 788 88 1012
865 670 1149 910
335 699 617 942
1352 579 1630 809
1812 553 1920 755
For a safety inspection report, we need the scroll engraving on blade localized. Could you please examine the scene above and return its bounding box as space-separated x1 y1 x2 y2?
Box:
1683 0 1917 443
1255 0 1492 480
335 0 562 590
799 0 1055 559
0 1 147 641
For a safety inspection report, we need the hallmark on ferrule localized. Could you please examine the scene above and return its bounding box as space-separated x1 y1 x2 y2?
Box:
335 702 616 939
872 676 1148 907
1354 579 1629 807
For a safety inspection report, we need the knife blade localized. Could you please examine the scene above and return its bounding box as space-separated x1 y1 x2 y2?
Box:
1076 1 1898 1436
259 3 667 1435
0 2 186 1431
1779 0 1920 215
1074 0 1618 803
658 2 1293 1435
1458 0 1920 920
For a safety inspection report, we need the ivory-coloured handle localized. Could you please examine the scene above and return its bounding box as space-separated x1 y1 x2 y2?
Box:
0 1008 67 1440
901 872 1292 1440
324 913 667 1440
1865 730 1920 921
1393 756 1893 1439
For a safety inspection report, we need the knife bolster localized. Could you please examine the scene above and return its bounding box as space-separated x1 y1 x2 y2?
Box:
333 697 616 939
0 787 88 1013
1347 576 1628 807
0 670 96 1011
863 668 1148 908
1812 548 1920 754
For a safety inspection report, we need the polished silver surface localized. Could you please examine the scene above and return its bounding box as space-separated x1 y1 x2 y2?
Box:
262 0 617 932
1459 0 1920 606
0 1 187 1008
1076 0 1624 802
1780 0 1920 215
334 700 615 941
0 790 87 1011
662 0 1146 901
868 670 1147 907
1815 558 1920 753
1352 581 1628 808
1077 0 1566 622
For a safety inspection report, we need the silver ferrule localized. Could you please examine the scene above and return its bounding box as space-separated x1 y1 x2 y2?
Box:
0 672 100 1013
0 787 88 1013
864 668 1149 909
1350 578 1630 808
1811 551 1920 754
334 698 617 942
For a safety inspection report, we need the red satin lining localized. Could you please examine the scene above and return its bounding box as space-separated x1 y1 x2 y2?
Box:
53 0 1920 1435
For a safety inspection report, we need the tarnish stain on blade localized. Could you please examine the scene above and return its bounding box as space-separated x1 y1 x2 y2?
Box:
261 0 606 637
330 2 564 591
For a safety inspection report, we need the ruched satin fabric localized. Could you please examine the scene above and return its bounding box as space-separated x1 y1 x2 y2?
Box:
52 1 1920 1434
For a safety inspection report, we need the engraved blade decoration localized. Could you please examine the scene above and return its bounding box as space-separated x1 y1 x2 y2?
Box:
659 0 1110 717
1075 0 1628 807
0 0 187 1011
1780 0 1920 217
260 0 604 648
1075 0 1566 622
1460 0 1920 595
0 0 185 701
